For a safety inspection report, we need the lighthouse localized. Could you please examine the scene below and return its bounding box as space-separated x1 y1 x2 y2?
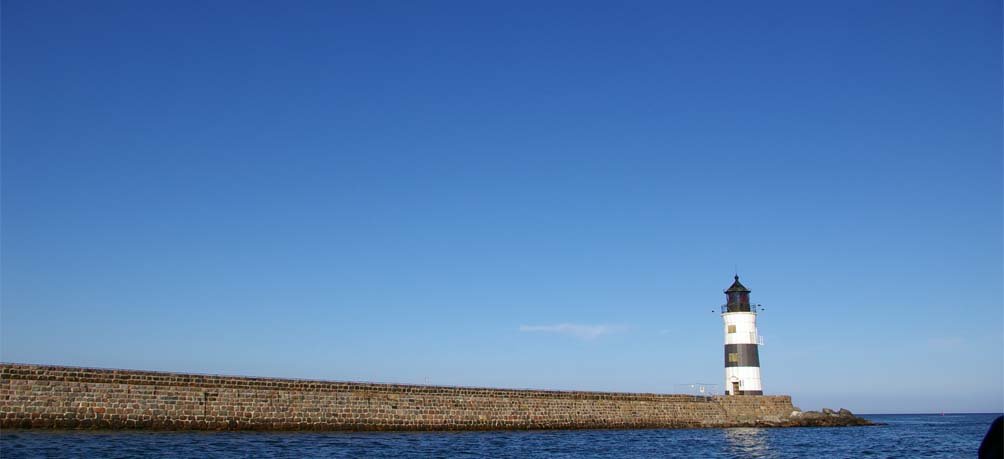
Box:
721 275 763 395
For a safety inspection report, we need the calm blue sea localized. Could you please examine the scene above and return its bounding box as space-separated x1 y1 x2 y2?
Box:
1 414 999 458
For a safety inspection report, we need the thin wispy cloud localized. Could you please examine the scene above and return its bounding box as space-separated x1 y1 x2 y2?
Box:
518 323 627 340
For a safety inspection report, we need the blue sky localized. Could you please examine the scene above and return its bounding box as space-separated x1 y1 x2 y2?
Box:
2 1 1001 414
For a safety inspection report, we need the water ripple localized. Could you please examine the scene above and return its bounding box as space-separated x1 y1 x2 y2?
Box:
0 414 997 458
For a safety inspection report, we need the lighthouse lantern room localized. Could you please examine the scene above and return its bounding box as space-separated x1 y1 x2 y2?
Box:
721 275 763 395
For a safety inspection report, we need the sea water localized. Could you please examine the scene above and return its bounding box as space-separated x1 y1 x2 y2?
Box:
1 413 998 458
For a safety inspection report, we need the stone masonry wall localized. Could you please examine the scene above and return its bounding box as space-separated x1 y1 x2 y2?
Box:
1 363 796 431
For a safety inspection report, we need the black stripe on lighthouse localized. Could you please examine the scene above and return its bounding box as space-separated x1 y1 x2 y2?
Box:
724 343 760 368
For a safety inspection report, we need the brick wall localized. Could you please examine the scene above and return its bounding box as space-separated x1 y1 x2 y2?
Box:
0 363 796 431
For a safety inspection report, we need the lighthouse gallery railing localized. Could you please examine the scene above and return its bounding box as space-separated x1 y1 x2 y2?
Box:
720 304 759 314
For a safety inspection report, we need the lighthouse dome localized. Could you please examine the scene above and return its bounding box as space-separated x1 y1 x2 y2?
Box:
725 275 751 294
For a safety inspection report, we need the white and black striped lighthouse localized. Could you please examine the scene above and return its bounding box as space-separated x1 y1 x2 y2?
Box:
721 275 763 395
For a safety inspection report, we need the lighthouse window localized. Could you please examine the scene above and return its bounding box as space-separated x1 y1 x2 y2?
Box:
728 353 739 363
727 325 736 334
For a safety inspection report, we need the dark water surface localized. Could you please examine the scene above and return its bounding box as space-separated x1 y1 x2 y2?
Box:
1 414 998 458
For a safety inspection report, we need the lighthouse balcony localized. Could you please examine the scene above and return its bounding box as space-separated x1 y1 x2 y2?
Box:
720 304 759 314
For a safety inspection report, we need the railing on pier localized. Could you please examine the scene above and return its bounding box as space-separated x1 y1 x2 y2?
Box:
673 383 721 397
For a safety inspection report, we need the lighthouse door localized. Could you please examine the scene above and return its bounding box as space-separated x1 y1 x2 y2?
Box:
731 382 740 395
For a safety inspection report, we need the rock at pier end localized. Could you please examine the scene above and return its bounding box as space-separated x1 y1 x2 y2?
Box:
782 408 875 427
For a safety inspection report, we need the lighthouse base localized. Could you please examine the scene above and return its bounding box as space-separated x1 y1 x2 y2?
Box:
727 390 764 395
